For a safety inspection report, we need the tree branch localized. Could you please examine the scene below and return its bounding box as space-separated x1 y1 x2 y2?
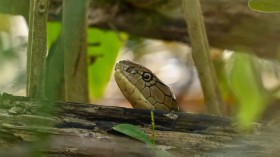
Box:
1 0 279 58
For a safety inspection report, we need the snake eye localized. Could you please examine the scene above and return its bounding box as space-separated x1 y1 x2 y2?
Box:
142 72 152 81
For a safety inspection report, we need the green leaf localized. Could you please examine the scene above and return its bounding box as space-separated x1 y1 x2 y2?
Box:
113 124 152 145
47 22 61 48
229 53 266 126
47 23 126 100
88 28 127 99
248 0 280 13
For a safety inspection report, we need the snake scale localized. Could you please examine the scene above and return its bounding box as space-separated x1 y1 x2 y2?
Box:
114 60 179 112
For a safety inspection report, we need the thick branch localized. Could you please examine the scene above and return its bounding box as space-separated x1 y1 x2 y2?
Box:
49 0 280 58
1 0 279 58
1 0 280 58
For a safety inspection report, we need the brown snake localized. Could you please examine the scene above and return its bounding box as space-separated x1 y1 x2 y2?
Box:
114 60 179 112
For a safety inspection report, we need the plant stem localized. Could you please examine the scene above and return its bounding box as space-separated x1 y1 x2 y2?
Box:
182 0 226 115
27 0 50 98
62 0 89 102
151 110 156 147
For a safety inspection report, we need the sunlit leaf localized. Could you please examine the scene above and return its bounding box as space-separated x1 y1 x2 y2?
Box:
88 28 127 100
248 0 280 13
229 53 266 126
113 124 152 145
47 22 61 48
47 24 126 100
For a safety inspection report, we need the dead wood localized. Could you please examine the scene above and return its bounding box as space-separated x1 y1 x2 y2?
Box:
1 0 280 58
0 93 280 157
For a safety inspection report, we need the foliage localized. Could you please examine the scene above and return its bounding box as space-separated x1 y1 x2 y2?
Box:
249 0 280 12
113 111 155 146
47 22 125 100
88 29 126 100
47 22 61 48
228 53 267 126
113 123 153 145
113 111 173 156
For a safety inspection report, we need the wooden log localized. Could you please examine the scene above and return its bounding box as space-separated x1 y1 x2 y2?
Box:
1 93 280 156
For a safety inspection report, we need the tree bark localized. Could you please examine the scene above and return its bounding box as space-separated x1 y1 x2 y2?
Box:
0 93 280 157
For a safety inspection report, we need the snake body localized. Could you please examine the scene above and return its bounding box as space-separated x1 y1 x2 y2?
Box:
114 60 179 112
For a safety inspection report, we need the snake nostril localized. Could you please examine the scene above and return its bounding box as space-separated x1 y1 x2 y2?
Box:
115 63 120 70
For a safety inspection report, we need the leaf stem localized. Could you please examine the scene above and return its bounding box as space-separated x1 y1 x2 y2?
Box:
151 110 156 147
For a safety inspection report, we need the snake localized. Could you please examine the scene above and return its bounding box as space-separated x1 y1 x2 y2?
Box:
114 60 179 112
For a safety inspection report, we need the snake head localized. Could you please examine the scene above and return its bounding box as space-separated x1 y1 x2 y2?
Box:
114 60 179 112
